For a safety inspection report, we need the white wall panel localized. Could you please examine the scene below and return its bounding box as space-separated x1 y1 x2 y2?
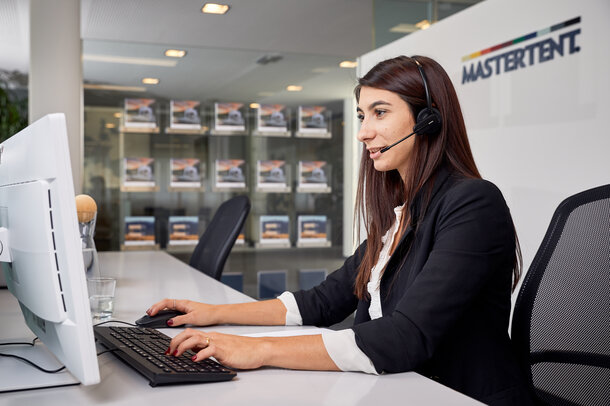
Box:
355 0 610 274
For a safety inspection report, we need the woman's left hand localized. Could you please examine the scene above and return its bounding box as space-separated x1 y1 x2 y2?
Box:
167 329 267 370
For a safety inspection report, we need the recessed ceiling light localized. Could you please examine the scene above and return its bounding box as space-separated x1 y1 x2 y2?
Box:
339 61 357 68
142 78 160 85
250 103 260 109
113 112 122 118
105 123 116 129
165 49 187 58
286 85 302 92
202 3 230 14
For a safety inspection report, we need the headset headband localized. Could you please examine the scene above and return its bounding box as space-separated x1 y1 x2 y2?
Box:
411 57 433 112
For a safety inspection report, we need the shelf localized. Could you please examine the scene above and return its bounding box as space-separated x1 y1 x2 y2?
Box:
254 241 292 249
164 127 209 135
296 186 331 193
296 241 332 248
120 185 160 192
255 185 291 193
120 126 160 134
212 186 249 193
209 129 248 136
252 131 291 138
167 186 205 192
295 131 331 139
120 243 160 251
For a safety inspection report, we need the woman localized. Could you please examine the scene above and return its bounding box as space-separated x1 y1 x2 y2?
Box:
147 56 532 405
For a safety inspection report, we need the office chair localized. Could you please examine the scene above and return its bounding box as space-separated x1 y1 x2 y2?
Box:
511 184 610 406
189 195 250 280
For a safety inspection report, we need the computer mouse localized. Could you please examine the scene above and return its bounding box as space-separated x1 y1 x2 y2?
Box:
135 309 185 328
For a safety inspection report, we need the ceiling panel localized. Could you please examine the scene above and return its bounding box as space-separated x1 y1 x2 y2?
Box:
81 0 373 57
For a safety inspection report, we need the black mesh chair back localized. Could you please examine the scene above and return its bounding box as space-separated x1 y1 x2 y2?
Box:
511 185 610 406
189 195 250 280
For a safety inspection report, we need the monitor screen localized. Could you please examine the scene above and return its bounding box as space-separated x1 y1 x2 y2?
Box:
0 114 100 390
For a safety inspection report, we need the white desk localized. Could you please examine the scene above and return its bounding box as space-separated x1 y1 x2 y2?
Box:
0 251 482 405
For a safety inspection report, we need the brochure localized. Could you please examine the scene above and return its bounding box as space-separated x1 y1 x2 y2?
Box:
170 158 202 188
170 100 201 130
297 215 328 244
221 272 244 292
124 216 155 246
298 269 328 290
259 215 290 245
215 159 246 189
298 161 328 190
124 98 157 128
257 160 288 189
124 157 155 187
257 104 288 132
168 216 199 245
257 270 287 300
298 106 327 133
214 102 246 132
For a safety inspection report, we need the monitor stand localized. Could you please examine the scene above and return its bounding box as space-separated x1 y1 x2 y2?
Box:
0 341 79 393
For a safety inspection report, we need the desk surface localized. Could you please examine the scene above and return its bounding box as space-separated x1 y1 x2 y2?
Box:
0 251 482 405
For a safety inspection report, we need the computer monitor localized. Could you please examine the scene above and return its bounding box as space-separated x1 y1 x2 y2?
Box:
0 114 100 391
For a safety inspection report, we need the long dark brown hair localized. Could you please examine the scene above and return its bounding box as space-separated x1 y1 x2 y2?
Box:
353 55 521 299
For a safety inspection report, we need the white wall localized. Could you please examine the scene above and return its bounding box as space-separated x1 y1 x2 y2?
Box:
355 0 610 274
29 0 83 194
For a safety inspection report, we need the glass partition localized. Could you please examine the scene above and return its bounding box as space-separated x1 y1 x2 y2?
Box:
83 40 352 298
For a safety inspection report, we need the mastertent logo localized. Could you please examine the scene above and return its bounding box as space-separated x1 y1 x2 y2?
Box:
461 17 581 84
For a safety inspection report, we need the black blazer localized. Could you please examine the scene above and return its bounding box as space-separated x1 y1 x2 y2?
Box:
293 167 533 406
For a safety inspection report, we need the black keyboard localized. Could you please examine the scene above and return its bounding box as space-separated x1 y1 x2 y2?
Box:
94 326 236 386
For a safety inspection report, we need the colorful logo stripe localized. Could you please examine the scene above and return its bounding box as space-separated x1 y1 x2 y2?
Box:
461 17 581 62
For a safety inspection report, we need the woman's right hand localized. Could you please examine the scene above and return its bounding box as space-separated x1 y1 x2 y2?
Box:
146 298 218 327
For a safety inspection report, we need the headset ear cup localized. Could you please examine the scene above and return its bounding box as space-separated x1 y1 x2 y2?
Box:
414 107 442 136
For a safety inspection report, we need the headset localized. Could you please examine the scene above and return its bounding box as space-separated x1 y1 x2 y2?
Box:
380 56 442 153
411 57 442 136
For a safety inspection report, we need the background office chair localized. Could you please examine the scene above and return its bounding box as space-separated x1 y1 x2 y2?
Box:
189 195 250 280
511 184 610 406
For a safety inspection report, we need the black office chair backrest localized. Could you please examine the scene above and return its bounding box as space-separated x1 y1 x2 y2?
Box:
511 184 610 406
189 195 250 280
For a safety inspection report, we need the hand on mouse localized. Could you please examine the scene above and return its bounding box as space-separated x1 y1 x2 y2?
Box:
146 298 218 327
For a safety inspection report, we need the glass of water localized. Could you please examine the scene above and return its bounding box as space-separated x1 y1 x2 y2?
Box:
87 277 116 320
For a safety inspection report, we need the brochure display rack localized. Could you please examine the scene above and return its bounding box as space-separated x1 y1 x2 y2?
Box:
123 98 159 131
121 157 160 192
167 216 199 246
253 104 291 137
256 160 290 193
169 158 204 191
296 106 332 138
296 215 331 247
166 100 207 135
85 101 341 262
214 159 247 191
256 215 291 248
122 216 159 250
297 161 331 193
211 102 247 135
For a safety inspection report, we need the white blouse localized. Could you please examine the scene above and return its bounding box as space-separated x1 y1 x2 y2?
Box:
278 204 405 374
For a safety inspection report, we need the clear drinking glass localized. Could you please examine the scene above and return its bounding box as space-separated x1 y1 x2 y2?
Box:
87 277 116 320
